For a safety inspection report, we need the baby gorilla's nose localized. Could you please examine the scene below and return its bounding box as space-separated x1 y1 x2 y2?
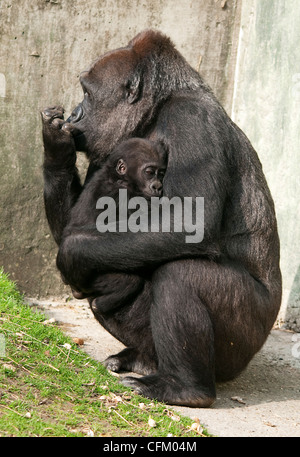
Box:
150 181 163 195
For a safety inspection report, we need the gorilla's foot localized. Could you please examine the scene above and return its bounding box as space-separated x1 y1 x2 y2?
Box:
121 374 215 408
103 347 157 376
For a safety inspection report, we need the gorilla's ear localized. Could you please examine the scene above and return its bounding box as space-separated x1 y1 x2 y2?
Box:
116 158 127 175
125 72 142 104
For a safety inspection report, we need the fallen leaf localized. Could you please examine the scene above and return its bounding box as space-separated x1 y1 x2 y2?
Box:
3 363 16 372
191 423 200 430
148 417 156 428
190 422 204 435
43 318 55 325
122 395 132 400
72 337 84 346
166 410 180 422
231 396 246 404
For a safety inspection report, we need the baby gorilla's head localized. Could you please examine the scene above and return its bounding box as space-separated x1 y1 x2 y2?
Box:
110 138 167 198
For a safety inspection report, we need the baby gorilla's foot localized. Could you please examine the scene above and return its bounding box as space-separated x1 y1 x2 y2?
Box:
103 347 157 376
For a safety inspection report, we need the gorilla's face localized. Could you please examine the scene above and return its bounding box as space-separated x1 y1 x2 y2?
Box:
66 47 147 161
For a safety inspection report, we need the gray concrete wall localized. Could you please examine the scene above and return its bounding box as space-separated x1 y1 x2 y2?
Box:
232 0 300 330
0 0 241 297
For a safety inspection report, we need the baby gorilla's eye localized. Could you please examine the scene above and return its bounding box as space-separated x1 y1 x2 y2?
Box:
144 168 155 177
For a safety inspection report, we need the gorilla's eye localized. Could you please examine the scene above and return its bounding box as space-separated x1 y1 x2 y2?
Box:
144 168 155 177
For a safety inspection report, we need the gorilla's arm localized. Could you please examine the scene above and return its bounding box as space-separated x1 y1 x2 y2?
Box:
41 107 83 245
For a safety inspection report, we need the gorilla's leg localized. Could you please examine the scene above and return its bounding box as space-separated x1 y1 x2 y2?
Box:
122 260 216 408
122 258 279 407
89 279 158 376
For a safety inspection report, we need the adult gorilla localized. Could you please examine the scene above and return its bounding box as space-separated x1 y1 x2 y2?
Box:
41 30 282 407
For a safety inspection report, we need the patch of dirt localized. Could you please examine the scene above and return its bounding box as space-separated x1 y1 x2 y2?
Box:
27 297 300 437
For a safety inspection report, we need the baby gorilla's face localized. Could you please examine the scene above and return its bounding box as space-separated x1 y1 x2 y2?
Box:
130 157 166 198
114 139 167 199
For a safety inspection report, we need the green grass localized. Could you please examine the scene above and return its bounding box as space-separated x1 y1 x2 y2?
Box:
0 268 210 437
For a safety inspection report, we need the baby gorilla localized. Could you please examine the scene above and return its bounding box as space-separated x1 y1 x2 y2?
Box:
64 138 167 315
